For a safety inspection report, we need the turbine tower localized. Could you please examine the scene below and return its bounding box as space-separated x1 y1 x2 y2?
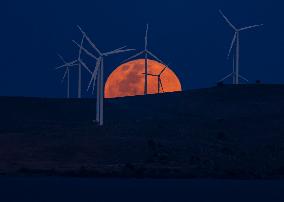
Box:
73 26 134 126
219 10 263 84
123 24 166 95
143 66 167 93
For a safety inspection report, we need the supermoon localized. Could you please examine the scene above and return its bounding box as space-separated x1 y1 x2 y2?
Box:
105 59 182 98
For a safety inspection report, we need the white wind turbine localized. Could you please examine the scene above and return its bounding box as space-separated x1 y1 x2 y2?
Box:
56 37 93 98
56 54 75 98
73 25 134 126
123 24 167 95
219 10 263 84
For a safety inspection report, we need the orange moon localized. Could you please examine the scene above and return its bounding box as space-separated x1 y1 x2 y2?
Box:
105 59 182 98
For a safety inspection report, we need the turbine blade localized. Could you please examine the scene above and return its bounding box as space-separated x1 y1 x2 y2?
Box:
91 59 100 92
115 48 135 53
77 25 102 55
239 24 264 31
61 69 68 83
239 75 249 82
103 46 128 55
116 45 128 50
87 58 101 92
227 33 237 59
145 24 149 50
147 51 166 65
57 54 66 63
220 72 234 82
78 36 85 60
92 77 96 94
159 66 167 75
122 51 145 63
77 25 85 35
104 48 135 56
72 40 98 60
219 10 237 30
78 59 92 75
55 60 78 69
85 36 102 56
142 73 157 76
159 78 164 93
90 67 97 95
87 79 93 93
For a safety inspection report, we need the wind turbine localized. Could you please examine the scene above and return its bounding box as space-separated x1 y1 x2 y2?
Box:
56 54 75 98
73 25 134 126
219 10 263 84
123 24 166 95
143 66 167 94
55 46 93 98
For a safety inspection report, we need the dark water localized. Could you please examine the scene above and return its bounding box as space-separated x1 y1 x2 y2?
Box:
0 177 283 202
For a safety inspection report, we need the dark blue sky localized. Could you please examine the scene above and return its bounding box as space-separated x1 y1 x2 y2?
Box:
0 0 282 97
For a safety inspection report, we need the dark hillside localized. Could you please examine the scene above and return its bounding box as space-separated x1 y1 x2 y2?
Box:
1 84 284 178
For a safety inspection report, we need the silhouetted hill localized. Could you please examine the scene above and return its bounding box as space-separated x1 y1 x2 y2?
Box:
1 84 284 179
